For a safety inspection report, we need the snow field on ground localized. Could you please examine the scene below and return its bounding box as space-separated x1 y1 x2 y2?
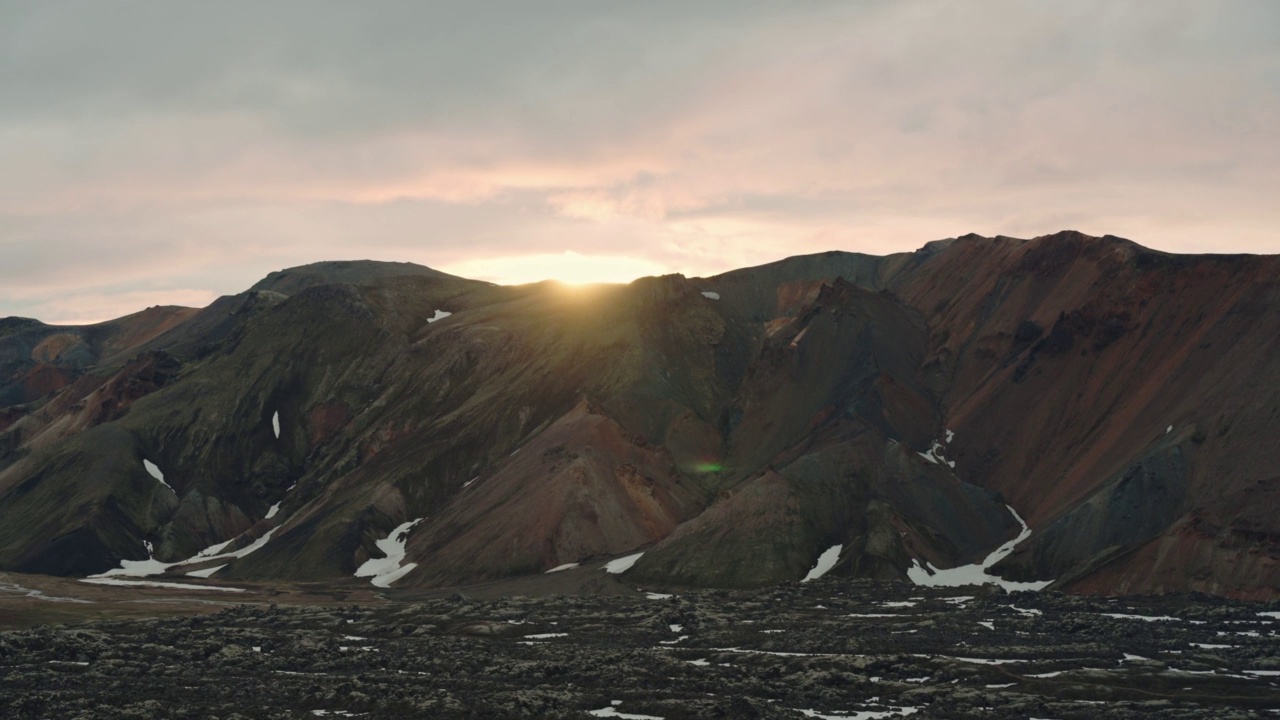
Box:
802 544 842 582
143 459 175 493
906 505 1053 592
603 552 645 574
355 518 424 588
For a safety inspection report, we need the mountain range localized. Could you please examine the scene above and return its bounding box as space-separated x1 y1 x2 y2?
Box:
1 231 1277 599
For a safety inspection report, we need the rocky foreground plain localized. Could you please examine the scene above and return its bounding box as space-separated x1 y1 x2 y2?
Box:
2 578 1278 719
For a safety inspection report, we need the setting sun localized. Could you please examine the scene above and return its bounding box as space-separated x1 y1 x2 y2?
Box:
441 251 670 286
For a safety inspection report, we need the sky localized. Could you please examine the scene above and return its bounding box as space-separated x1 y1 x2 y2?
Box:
2 1 1278 324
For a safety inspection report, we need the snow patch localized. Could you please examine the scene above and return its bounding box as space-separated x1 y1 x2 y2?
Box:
916 438 956 469
355 518 423 588
92 541 172 578
272 411 280 439
545 563 579 574
143 459 175 493
193 538 236 559
265 502 281 520
221 527 279 560
646 592 674 600
801 544 842 582
587 705 663 719
977 621 995 630
700 291 720 300
603 552 645 574
797 707 920 719
0 581 94 604
427 309 452 323
92 527 278 581
370 563 417 588
906 505 1053 592
1101 612 1180 622
80 578 245 592
523 632 568 640
709 646 832 658
938 655 1027 665
1166 425 1173 434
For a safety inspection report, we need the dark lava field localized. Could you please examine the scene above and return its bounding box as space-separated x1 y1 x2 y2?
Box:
2 579 1278 719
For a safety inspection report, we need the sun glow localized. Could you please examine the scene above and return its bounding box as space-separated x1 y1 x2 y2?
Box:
441 251 670 286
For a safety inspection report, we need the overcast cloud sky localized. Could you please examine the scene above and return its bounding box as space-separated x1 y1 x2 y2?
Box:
2 0 1278 323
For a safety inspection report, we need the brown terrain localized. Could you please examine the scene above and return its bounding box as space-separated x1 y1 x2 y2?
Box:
0 233 1277 600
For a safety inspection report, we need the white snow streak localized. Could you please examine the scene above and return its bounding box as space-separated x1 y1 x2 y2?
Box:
0 581 93 604
916 440 956 469
906 505 1053 592
700 291 720 300
193 538 236 559
603 552 645 574
545 563 579 573
801 544 842 582
143 459 175 493
427 309 452 323
355 518 423 588
220 527 279 560
91 527 278 580
185 565 226 578
1101 612 1180 622
265 502 281 519
796 707 920 719
587 705 663 719
272 411 281 439
79 578 245 592
91 540 172 578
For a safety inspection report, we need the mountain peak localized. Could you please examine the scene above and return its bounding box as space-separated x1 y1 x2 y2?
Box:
249 260 466 296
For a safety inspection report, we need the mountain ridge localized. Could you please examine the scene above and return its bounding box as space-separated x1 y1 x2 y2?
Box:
2 231 1277 599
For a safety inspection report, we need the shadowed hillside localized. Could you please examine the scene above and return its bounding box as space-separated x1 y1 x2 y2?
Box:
1 237 1277 599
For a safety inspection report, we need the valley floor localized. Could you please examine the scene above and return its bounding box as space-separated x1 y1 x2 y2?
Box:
1 577 1278 719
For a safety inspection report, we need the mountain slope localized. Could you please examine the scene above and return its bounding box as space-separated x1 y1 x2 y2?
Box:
1 236 1276 598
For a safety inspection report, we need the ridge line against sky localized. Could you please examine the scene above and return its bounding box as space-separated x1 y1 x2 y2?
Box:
2 1 1278 324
